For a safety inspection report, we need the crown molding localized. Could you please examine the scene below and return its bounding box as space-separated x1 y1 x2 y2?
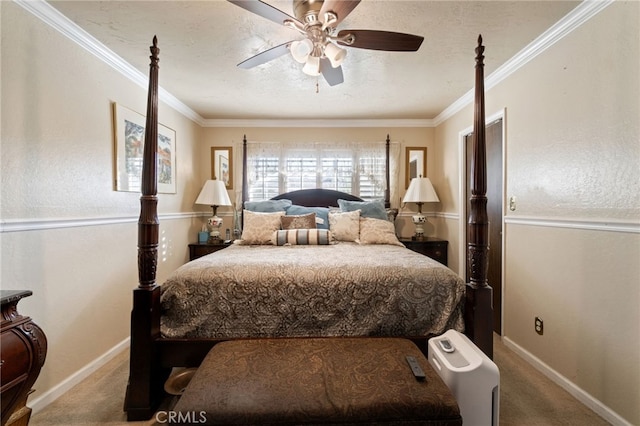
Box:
433 0 614 126
14 0 205 126
17 0 612 129
201 118 434 128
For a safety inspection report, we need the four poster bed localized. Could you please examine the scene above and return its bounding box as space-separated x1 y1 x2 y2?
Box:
124 36 493 420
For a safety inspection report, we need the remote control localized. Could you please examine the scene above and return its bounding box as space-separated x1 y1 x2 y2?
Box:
439 339 455 353
406 356 426 381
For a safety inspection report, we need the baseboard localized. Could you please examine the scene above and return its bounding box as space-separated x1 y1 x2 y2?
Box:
28 337 131 414
502 336 632 426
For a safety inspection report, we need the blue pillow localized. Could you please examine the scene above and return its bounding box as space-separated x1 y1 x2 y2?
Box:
338 199 388 221
244 199 292 212
285 205 330 229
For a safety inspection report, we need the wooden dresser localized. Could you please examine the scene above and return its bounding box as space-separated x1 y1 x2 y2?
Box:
1 290 47 426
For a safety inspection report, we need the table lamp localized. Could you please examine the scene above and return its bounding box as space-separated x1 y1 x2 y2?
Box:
402 177 440 240
195 179 232 244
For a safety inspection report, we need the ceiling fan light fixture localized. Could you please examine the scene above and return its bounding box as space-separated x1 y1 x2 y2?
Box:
302 54 321 76
290 39 313 63
324 42 347 68
228 0 424 86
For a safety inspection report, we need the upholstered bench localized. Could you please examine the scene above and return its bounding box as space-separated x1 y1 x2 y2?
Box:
173 337 461 425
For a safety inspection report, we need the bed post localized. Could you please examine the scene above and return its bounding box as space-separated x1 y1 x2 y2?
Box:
124 36 170 420
385 135 391 208
465 35 494 359
242 135 248 205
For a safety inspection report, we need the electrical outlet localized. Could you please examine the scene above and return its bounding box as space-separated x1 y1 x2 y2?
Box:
535 317 544 335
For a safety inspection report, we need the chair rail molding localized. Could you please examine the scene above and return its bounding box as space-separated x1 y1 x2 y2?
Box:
0 212 203 233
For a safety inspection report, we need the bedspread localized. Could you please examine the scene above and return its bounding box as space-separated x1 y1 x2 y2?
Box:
160 243 465 339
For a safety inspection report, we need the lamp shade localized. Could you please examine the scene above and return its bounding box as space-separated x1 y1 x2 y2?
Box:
324 42 347 68
403 177 440 203
195 180 231 207
302 54 321 76
290 39 313 63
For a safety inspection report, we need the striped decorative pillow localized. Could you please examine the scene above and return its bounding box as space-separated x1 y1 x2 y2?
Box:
272 229 333 246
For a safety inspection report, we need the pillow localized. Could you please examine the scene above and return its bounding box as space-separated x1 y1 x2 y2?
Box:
239 210 285 244
285 205 330 229
272 229 332 246
328 209 360 242
338 199 388 221
244 199 292 212
386 208 399 222
281 213 316 230
359 217 404 246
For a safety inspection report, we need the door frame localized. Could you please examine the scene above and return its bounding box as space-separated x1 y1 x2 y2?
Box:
457 108 507 334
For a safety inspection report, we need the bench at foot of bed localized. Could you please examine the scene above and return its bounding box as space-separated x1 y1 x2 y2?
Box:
173 337 461 425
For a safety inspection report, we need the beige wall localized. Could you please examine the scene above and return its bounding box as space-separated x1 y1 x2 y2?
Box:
0 1 202 405
436 2 639 424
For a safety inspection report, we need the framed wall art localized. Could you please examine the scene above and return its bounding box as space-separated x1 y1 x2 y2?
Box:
211 146 233 190
113 103 176 193
405 146 427 188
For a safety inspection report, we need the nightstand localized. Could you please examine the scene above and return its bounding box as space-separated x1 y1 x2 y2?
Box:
399 238 448 266
188 241 233 261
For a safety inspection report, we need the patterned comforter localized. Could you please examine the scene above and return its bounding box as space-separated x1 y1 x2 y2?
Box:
160 243 465 339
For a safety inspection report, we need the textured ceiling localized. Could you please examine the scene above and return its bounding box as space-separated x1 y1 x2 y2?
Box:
49 0 580 121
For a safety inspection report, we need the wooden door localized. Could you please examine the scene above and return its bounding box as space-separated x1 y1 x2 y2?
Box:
465 118 503 334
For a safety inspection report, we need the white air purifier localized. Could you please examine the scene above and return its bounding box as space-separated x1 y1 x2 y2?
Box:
428 330 500 426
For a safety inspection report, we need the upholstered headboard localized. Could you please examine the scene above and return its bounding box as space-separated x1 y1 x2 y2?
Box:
270 189 397 222
271 189 363 208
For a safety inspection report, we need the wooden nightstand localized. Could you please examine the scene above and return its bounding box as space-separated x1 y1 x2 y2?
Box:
188 241 233 261
399 238 448 266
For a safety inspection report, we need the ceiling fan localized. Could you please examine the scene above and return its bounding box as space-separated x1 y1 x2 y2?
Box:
228 0 424 86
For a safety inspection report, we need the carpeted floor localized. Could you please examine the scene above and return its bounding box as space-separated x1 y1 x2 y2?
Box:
29 335 610 425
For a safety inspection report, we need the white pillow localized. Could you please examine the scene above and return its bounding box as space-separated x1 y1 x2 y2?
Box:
328 209 360 242
239 210 285 244
359 217 403 246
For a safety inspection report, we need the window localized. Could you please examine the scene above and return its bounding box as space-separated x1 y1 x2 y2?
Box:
246 142 388 201
248 157 279 201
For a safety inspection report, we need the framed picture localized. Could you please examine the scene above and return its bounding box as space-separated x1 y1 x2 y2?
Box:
113 103 177 193
211 147 233 189
405 146 427 188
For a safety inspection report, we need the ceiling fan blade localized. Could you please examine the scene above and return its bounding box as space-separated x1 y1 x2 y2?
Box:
320 59 344 86
227 0 301 26
337 30 424 52
319 0 361 26
237 41 292 69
